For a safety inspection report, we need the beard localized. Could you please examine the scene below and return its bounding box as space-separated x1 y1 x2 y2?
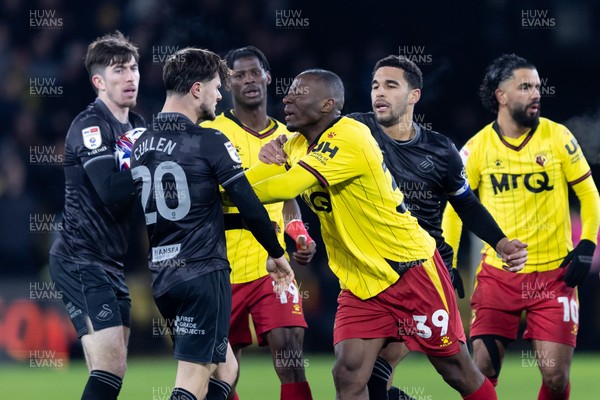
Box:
199 102 216 121
509 100 540 128
373 101 407 128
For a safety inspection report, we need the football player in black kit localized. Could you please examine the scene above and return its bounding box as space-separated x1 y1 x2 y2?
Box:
131 48 294 400
49 31 145 400
259 55 527 400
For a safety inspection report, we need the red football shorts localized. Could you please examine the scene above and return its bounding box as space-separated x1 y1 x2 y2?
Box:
334 250 466 357
470 257 578 347
230 275 308 347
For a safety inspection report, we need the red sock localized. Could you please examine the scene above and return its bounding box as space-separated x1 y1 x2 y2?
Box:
538 382 570 400
281 381 313 400
489 377 498 387
463 377 497 400
231 392 240 400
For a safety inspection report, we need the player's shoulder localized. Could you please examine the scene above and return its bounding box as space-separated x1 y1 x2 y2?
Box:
536 117 571 137
462 121 495 150
336 116 372 137
128 110 147 128
200 111 231 128
69 102 108 129
419 126 456 150
346 111 377 129
66 102 111 145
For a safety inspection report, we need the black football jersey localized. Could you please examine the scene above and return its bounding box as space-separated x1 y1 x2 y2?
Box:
50 99 145 272
131 112 244 297
348 112 469 267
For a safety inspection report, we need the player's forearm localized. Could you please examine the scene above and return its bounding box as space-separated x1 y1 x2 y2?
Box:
252 166 317 204
245 161 287 185
283 199 302 226
572 177 600 245
224 176 285 258
84 156 135 205
441 202 463 267
449 191 505 249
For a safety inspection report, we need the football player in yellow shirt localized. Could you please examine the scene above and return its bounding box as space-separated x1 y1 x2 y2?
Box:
246 69 519 400
443 54 600 400
202 47 315 400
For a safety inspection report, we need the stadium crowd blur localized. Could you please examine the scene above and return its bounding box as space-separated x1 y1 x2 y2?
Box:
1 0 600 355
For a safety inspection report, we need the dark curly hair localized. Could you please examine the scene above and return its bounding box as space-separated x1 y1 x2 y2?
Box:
479 54 536 113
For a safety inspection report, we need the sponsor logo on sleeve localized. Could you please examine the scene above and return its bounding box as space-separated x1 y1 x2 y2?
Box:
224 141 242 163
82 126 102 150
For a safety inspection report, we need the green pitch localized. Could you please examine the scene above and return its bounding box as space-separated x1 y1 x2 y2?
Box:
2 352 599 398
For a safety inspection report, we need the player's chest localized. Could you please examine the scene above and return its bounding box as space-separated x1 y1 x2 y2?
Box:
479 143 563 196
384 148 446 195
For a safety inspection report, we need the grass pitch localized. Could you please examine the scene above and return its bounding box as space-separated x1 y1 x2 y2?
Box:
2 352 599 398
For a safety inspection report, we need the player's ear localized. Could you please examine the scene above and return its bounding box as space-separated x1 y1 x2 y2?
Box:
321 98 335 113
266 71 272 86
495 88 506 106
91 74 104 92
191 81 203 99
409 88 421 105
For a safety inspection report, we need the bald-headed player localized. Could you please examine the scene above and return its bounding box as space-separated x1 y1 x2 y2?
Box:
259 55 529 400
246 69 504 399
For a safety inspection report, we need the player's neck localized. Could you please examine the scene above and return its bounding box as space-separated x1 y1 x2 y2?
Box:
232 103 270 132
381 115 415 141
496 110 530 139
98 96 129 124
301 114 340 143
162 97 199 125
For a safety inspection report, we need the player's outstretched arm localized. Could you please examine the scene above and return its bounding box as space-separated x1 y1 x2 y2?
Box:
252 165 318 204
258 135 288 165
223 174 288 270
448 191 528 272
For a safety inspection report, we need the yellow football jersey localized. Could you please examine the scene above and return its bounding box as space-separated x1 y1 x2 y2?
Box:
283 117 436 300
202 110 289 284
460 117 592 272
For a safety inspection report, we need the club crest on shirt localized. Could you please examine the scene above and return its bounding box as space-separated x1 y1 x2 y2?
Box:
224 141 242 163
535 152 548 167
82 126 102 150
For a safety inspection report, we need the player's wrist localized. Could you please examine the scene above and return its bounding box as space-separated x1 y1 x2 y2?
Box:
285 219 314 244
495 237 509 255
577 239 596 252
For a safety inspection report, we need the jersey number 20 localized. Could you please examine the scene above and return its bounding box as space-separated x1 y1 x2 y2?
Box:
132 161 191 224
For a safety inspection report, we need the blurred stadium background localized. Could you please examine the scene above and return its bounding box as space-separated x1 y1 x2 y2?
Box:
1 0 600 398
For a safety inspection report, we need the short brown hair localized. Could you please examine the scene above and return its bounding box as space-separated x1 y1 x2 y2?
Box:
84 31 139 79
162 48 230 95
